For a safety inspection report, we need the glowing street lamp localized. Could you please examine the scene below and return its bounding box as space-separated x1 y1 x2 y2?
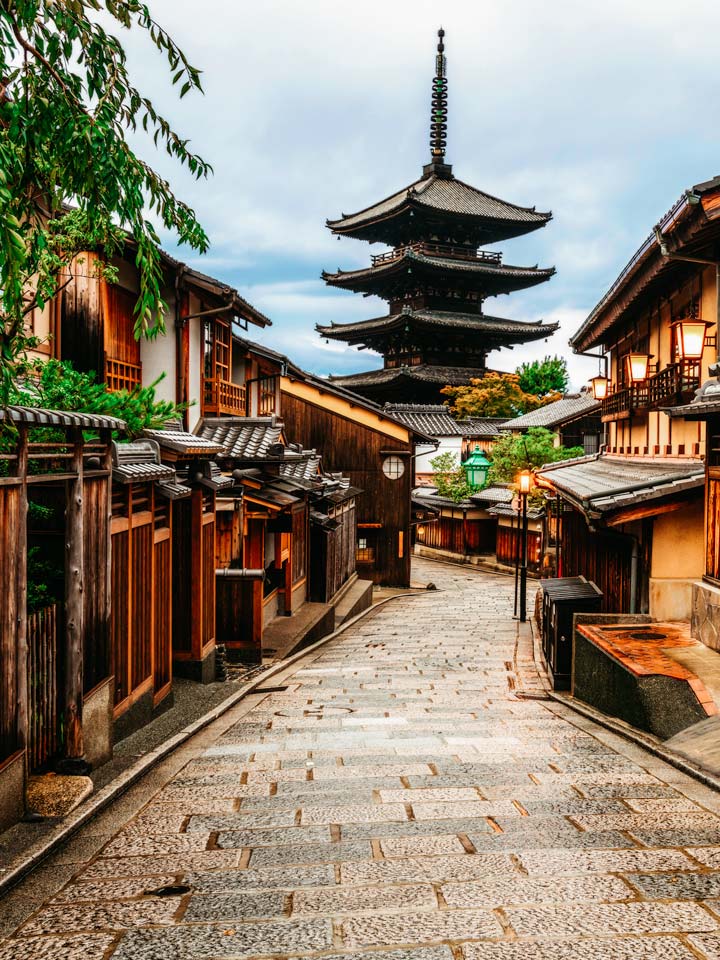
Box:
625 353 653 384
672 317 713 361
516 470 533 622
590 375 609 400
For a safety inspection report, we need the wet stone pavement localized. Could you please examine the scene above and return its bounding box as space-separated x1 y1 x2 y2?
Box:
4 558 720 958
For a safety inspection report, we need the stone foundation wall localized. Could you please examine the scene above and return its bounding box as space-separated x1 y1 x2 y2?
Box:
692 580 720 652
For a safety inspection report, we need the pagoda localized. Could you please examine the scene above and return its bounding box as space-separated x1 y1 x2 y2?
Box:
317 29 558 405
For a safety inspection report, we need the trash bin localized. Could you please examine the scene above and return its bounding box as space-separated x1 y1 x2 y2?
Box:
540 576 603 690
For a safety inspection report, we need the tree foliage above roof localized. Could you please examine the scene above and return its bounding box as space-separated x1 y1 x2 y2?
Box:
487 427 583 489
0 0 211 400
442 373 556 419
516 355 569 397
429 451 473 504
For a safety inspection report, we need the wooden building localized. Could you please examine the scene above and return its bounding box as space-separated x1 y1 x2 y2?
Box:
501 394 602 455
538 175 720 620
0 406 122 829
316 30 558 405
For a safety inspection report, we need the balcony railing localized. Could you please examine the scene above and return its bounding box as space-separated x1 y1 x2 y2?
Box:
647 360 701 408
370 242 503 267
601 360 701 420
203 377 247 416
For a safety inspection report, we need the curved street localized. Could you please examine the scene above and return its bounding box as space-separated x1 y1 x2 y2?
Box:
2 558 720 959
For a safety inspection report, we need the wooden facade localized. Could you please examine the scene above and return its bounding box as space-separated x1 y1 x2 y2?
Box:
281 378 414 586
309 498 358 603
0 410 117 788
416 511 496 556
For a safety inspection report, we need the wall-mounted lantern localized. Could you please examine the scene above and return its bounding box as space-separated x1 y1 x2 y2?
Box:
672 317 713 361
625 353 653 384
590 375 609 400
518 470 533 494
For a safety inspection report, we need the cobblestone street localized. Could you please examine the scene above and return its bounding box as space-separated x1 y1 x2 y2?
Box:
4 558 720 958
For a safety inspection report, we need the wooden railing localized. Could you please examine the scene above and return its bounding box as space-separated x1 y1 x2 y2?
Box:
27 604 59 771
601 361 701 420
647 360 701 408
105 356 142 392
371 241 502 267
203 377 247 416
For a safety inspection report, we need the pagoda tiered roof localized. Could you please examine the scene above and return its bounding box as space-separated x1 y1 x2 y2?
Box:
322 246 555 299
317 308 558 349
327 173 552 247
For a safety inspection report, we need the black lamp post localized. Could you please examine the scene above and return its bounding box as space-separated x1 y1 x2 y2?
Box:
518 470 533 623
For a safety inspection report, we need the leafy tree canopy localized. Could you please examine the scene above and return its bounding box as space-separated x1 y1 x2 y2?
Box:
516 355 569 397
429 451 473 504
11 358 188 438
487 427 583 491
442 373 548 419
0 0 211 400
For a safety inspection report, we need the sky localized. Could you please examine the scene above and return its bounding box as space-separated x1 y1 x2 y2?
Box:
118 0 720 389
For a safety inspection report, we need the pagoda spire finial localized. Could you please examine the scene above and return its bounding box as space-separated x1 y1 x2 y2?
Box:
423 28 453 180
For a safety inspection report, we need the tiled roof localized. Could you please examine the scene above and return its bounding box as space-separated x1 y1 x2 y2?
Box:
323 249 555 286
328 175 551 231
471 485 514 505
501 395 601 431
317 309 558 344
330 365 489 388
279 454 321 482
196 417 283 459
489 503 544 519
537 453 704 518
144 424 225 456
383 404 505 440
111 439 175 484
1 405 125 430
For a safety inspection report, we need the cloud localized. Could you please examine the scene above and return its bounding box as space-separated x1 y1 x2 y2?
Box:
116 0 720 382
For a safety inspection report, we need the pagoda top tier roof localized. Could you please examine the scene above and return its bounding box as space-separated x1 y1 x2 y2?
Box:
322 246 555 299
327 172 552 246
317 308 558 347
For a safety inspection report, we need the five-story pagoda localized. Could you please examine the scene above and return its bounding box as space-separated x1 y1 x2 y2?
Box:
317 29 558 405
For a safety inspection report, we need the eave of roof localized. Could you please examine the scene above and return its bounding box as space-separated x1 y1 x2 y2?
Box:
316 309 559 343
322 249 555 286
500 395 601 431
330 365 489 388
1 405 125 430
536 453 704 519
570 176 720 353
327 174 551 234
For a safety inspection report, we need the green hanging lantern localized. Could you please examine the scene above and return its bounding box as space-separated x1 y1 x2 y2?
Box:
463 445 491 491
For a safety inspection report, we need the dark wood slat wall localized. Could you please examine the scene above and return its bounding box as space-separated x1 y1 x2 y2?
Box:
83 477 111 694
496 526 543 575
560 511 632 613
281 392 411 586
172 499 193 654
27 605 58 771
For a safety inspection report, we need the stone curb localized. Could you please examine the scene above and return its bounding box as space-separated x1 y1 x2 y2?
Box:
0 591 424 896
525 612 720 796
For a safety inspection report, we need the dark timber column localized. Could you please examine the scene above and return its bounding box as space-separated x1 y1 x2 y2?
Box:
61 429 85 768
15 427 28 758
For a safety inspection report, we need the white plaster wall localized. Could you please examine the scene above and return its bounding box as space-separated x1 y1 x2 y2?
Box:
415 436 463 476
187 315 202 430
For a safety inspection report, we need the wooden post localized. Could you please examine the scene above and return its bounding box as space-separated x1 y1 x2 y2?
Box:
62 429 85 766
15 427 28 757
190 488 204 661
101 428 113 687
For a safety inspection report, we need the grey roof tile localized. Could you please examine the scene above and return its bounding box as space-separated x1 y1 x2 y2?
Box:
2 405 125 430
501 395 601 430
328 175 551 231
196 417 283 459
537 454 704 516
331 365 489 389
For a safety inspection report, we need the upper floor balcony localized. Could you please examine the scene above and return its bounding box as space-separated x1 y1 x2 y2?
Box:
601 360 701 421
203 377 247 417
371 241 503 267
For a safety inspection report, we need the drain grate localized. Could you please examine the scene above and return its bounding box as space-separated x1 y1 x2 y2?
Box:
144 884 191 897
254 685 289 694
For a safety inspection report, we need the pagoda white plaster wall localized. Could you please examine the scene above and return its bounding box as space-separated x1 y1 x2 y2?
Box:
415 436 462 480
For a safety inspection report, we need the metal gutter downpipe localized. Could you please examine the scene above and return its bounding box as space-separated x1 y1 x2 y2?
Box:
629 537 639 614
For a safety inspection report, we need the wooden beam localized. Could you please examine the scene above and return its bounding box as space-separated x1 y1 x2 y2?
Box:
606 495 698 526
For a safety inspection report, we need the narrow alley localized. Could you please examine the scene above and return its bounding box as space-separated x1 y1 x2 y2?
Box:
2 559 720 959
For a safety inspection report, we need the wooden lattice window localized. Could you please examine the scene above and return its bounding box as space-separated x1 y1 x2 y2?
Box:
356 535 375 563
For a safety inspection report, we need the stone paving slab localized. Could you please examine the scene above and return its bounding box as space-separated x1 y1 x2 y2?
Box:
3 559 720 959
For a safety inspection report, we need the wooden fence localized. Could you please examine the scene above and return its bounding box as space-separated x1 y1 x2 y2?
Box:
27 605 59 771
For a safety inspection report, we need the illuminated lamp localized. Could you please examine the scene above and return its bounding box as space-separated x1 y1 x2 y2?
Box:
672 317 713 360
518 470 533 494
590 375 609 400
625 353 653 384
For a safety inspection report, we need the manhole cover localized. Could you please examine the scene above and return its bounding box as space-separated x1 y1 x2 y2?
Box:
630 631 667 641
144 884 191 897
